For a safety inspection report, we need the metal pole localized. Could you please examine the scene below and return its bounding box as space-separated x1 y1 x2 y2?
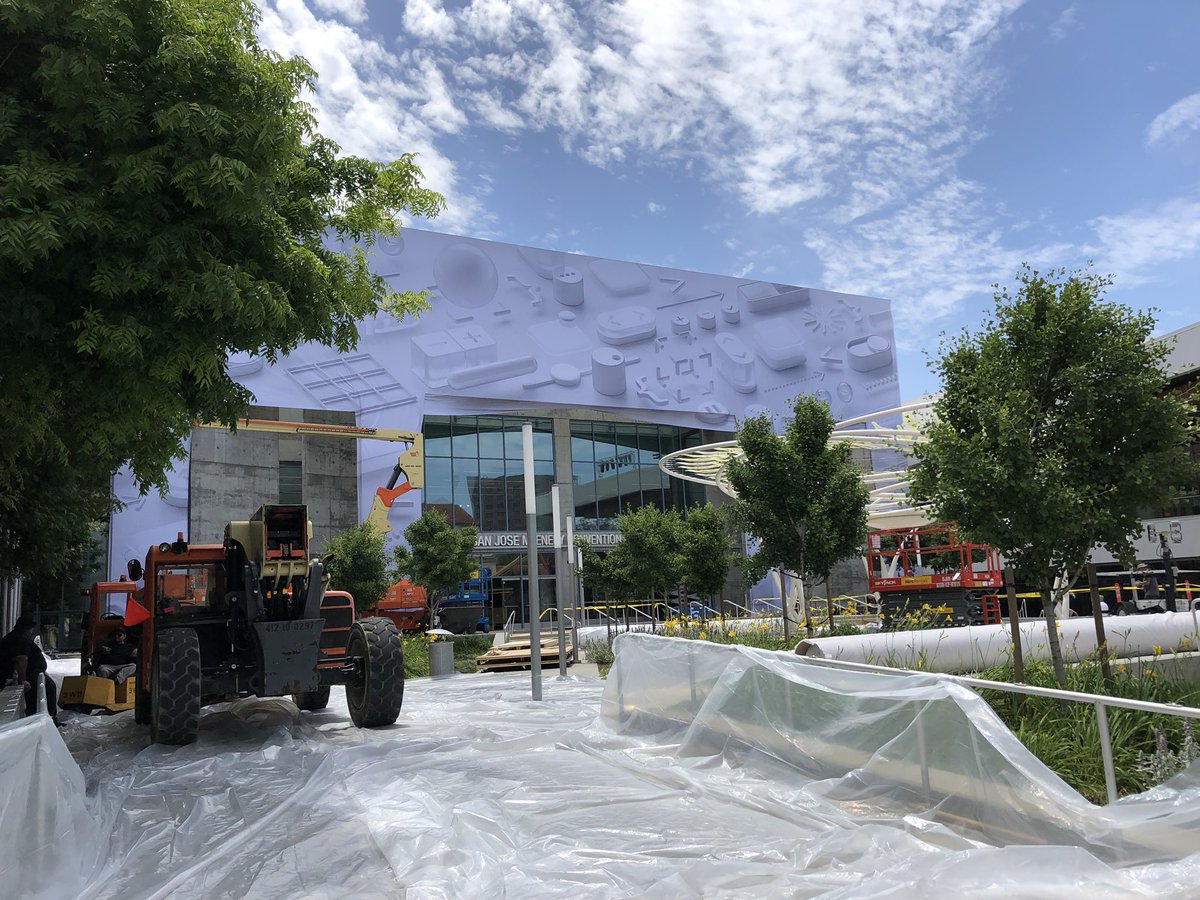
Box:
566 517 579 663
1161 535 1178 613
552 484 567 678
1095 701 1119 804
523 422 542 700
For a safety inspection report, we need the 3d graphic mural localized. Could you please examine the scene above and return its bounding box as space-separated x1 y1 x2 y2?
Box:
110 229 901 576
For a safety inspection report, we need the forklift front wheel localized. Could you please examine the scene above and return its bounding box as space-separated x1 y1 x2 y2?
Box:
151 628 201 745
345 617 405 728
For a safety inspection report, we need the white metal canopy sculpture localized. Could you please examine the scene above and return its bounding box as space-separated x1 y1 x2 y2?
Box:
657 398 935 529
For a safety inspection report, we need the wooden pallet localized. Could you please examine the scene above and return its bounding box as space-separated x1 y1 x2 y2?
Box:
476 636 573 672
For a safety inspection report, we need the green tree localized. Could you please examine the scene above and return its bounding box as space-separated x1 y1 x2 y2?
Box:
604 505 683 609
323 522 391 614
392 509 477 628
0 0 444 578
909 267 1195 688
726 396 870 638
678 503 733 618
572 538 627 604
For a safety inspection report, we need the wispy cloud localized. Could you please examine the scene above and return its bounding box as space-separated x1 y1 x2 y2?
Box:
805 179 1073 329
1088 195 1200 283
310 0 367 24
255 0 485 233
1048 5 1078 41
1146 92 1200 147
647 201 664 214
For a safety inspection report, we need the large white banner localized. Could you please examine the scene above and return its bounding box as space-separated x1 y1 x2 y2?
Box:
111 229 900 576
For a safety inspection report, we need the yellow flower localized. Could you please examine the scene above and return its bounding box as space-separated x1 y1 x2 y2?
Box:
1152 644 1163 656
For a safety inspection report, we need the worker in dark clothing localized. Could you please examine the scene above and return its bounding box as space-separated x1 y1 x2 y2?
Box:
0 616 58 723
92 627 137 684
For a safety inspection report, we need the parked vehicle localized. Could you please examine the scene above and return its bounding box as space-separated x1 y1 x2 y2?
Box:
78 505 406 745
866 522 1003 628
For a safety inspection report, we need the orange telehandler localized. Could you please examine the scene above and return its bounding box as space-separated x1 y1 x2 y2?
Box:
65 418 427 743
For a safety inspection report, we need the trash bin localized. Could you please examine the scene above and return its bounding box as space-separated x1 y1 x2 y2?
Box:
429 641 454 678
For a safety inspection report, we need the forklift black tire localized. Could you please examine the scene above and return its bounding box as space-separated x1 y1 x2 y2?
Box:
346 617 404 728
293 685 331 711
151 628 202 745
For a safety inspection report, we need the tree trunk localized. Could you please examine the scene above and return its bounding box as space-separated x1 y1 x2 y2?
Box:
780 568 790 644
1086 564 1112 685
1041 586 1068 689
800 576 813 639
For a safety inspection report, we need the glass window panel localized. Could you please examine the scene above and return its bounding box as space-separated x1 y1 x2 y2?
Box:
505 458 527 522
477 416 505 459
451 417 478 458
475 458 507 531
532 428 553 462
423 417 452 457
637 425 661 457
423 457 452 506
278 460 303 504
570 434 595 463
502 419 525 460
451 458 478 527
534 459 555 531
572 461 598 529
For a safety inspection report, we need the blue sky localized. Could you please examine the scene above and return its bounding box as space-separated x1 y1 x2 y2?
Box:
256 0 1200 400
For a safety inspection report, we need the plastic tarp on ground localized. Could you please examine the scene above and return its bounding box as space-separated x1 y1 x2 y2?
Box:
10 643 1200 898
0 709 98 898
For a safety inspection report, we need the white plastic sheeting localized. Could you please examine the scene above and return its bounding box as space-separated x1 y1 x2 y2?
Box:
0 709 99 899
797 611 1200 673
10 644 1200 898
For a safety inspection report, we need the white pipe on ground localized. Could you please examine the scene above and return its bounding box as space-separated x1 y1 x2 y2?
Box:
796 613 1200 673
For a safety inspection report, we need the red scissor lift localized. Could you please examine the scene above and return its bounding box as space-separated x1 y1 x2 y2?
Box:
866 522 1003 628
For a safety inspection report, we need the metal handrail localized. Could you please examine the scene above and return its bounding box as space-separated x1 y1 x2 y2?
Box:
798 653 1200 804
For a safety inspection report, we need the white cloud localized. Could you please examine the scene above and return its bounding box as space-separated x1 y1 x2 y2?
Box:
310 0 367 24
255 0 485 233
647 201 663 214
404 0 1024 222
402 0 456 44
1146 93 1200 147
1049 5 1077 41
1088 196 1200 283
805 179 1073 329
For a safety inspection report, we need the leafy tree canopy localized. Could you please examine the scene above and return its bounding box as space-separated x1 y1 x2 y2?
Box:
0 0 444 577
725 395 869 587
391 509 478 610
678 502 733 600
323 522 390 613
604 505 683 602
909 267 1195 589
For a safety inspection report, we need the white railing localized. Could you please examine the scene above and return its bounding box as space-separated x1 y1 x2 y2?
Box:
799 654 1200 804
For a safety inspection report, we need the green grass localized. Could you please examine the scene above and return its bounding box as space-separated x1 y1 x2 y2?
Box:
401 633 494 678
975 658 1200 802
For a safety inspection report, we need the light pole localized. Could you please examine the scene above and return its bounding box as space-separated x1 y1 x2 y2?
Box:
1160 533 1178 613
522 422 542 700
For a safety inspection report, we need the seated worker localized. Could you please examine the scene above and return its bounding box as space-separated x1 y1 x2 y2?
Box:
0 616 59 723
92 627 137 684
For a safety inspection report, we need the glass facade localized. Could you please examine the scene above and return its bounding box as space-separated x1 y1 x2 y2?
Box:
569 421 706 531
423 415 554 530
420 414 711 626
